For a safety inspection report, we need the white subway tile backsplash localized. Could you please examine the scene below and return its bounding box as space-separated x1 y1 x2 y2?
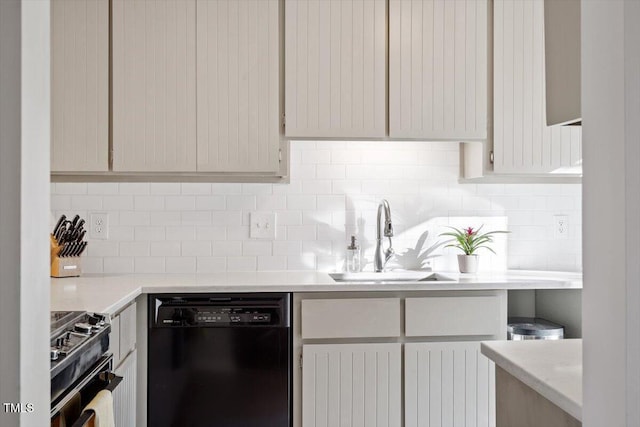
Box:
119 183 150 195
134 196 165 211
135 226 166 241
150 242 182 257
120 211 151 226
166 257 196 273
119 242 150 257
165 226 195 241
196 195 226 211
166 196 196 211
197 257 227 273
135 257 165 273
182 241 212 257
51 141 582 273
258 256 287 271
227 257 257 271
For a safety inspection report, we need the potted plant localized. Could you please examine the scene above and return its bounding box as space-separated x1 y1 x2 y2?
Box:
439 225 509 273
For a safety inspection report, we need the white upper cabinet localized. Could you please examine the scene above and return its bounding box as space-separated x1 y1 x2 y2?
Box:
51 0 109 172
285 0 387 138
112 0 197 172
196 0 281 173
493 0 582 174
389 0 488 140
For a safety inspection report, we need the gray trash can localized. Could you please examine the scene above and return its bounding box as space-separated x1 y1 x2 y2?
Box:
507 317 564 340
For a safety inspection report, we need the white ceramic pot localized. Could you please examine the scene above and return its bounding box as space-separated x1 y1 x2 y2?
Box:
457 254 479 273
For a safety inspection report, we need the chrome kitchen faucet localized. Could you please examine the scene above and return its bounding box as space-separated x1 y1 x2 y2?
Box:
374 199 394 272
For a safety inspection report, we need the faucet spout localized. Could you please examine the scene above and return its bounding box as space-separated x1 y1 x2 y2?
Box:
374 199 394 272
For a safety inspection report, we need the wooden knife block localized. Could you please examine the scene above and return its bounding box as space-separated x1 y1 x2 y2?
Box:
50 234 82 278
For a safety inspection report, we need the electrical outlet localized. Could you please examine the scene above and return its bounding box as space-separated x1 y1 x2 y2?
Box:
250 212 277 239
554 215 569 239
89 212 109 240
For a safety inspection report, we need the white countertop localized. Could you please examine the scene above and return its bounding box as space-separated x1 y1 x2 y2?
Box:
51 269 581 315
481 339 582 421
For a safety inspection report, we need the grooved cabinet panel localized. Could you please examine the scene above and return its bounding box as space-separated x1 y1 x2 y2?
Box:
493 0 582 174
112 0 197 172
197 0 281 173
51 0 109 172
285 0 387 138
302 343 402 427
389 0 488 140
113 350 137 427
405 342 496 427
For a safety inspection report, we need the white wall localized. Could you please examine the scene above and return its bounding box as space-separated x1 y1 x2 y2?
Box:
0 0 51 426
582 1 640 426
51 141 582 274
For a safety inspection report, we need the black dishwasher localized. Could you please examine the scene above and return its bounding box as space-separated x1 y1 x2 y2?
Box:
148 293 292 427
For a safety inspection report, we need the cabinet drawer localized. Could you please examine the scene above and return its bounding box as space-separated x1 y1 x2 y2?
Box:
301 298 401 339
405 296 501 337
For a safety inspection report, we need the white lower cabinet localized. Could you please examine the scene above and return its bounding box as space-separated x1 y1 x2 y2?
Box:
405 342 496 427
113 349 137 427
302 343 402 427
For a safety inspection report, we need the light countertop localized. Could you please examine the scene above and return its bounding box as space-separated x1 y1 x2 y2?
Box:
481 339 582 421
51 270 581 315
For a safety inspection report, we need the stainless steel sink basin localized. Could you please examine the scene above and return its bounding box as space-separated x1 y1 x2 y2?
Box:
329 271 455 283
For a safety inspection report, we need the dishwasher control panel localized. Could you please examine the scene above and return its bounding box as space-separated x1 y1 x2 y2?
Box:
150 294 290 327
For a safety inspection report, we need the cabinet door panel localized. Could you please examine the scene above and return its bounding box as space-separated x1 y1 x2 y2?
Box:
285 0 386 138
112 0 197 172
51 0 109 172
113 349 137 427
493 0 582 174
302 343 401 427
389 0 488 140
196 0 281 173
405 342 495 427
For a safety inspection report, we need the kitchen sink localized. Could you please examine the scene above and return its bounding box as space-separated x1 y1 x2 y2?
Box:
329 271 456 283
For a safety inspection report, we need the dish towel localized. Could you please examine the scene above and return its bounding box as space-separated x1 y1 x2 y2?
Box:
84 390 115 427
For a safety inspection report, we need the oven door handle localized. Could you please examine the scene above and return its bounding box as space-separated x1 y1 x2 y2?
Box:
70 373 123 427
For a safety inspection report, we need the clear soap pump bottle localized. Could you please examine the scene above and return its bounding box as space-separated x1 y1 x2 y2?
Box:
346 235 361 273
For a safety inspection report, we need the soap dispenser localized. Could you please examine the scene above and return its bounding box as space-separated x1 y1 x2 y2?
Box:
346 235 361 273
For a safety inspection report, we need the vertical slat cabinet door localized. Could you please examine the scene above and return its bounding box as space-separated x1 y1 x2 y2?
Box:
112 0 197 172
302 343 402 427
405 342 496 427
285 0 387 138
493 0 582 174
51 0 109 172
389 0 488 140
196 0 281 173
113 349 137 427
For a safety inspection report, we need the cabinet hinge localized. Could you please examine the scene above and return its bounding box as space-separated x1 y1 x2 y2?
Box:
109 148 114 170
278 149 283 163
299 353 303 369
281 113 286 128
489 151 495 165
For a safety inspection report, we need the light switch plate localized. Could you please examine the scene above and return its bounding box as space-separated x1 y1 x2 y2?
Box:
250 212 277 239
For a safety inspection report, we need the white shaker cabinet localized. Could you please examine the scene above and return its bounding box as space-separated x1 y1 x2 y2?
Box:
285 0 387 138
389 0 488 140
302 343 402 427
51 0 109 172
196 0 282 173
492 0 581 174
112 0 197 172
405 342 496 427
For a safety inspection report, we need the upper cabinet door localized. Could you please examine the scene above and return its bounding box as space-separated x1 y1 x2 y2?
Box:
51 0 109 172
196 0 281 173
285 0 387 138
389 0 488 140
112 0 197 172
493 0 582 174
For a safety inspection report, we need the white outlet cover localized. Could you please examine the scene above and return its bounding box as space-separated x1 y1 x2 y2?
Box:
89 212 109 240
250 212 277 239
554 215 569 239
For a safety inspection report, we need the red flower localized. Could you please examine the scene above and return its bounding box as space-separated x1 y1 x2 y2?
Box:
465 227 474 236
